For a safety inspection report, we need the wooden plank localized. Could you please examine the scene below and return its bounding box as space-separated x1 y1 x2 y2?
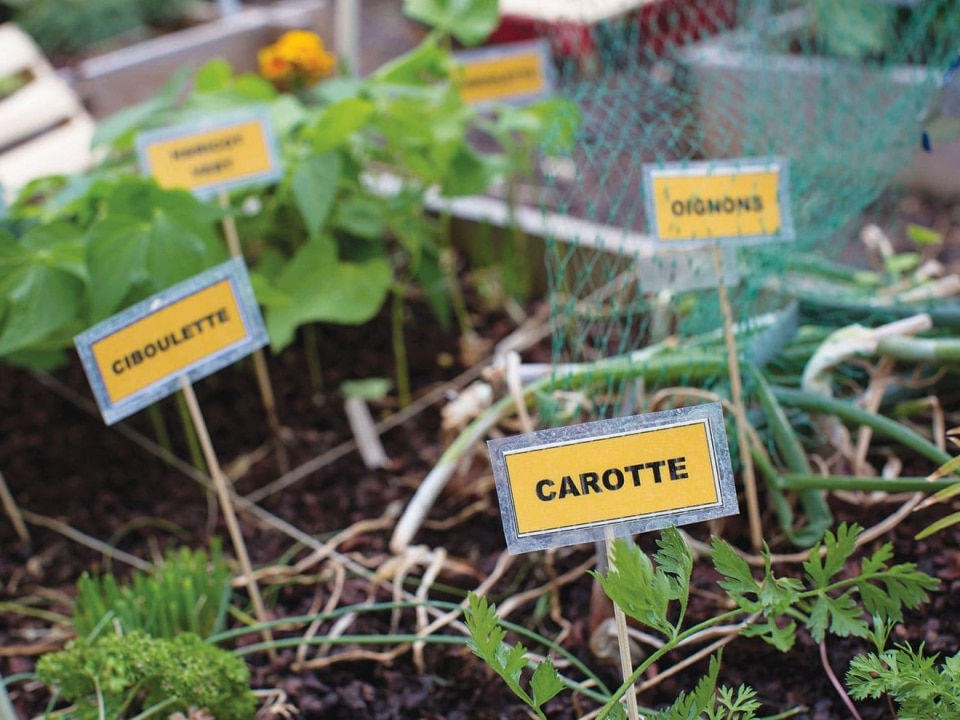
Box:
0 75 84 149
0 115 94 191
0 23 51 78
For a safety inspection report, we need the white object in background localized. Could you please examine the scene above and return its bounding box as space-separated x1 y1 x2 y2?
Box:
0 24 95 199
335 0 360 78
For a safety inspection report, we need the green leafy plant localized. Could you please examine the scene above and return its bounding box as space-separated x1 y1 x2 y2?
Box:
72 540 232 640
465 523 940 718
36 630 255 720
847 638 960 719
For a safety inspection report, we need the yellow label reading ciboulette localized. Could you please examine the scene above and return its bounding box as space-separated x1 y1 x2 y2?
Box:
505 420 720 536
651 168 782 242
143 120 273 191
458 51 546 105
91 280 248 405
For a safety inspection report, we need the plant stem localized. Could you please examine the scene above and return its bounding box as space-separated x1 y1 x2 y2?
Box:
391 286 411 408
770 386 953 467
145 404 172 456
438 209 475 339
303 323 324 393
819 639 863 720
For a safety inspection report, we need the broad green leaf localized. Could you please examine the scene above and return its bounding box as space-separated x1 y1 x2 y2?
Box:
248 272 292 310
85 216 150 321
233 73 278 101
404 0 500 46
268 93 309 137
146 212 212 289
440 145 497 197
0 250 84 356
265 235 392 352
19 222 88 281
305 98 375 153
292 152 342 238
195 59 234 93
334 195 385 240
371 36 450 84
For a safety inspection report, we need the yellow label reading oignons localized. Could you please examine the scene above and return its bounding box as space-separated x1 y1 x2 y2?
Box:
505 421 719 536
457 52 546 104
650 169 782 242
143 120 273 191
91 280 248 404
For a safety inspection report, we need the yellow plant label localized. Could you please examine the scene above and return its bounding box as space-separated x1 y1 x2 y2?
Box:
455 40 552 106
643 159 794 245
487 404 738 553
75 259 268 425
92 280 247 405
135 109 282 197
143 120 274 191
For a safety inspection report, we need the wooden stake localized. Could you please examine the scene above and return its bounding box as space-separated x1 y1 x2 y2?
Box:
178 376 275 657
712 244 763 552
605 529 640 720
217 189 290 474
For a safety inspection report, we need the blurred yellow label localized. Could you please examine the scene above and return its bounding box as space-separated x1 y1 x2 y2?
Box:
143 120 274 191
649 168 782 242
457 51 546 104
505 420 720 535
91 280 248 404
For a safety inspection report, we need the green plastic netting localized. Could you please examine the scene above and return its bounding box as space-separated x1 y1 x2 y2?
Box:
520 0 960 420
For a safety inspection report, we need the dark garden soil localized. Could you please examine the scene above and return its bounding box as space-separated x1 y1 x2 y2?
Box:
2 264 960 720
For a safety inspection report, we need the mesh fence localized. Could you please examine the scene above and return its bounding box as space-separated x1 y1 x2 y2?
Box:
510 0 960 420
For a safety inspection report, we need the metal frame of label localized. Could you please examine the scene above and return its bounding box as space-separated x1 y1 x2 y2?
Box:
487 402 738 554
74 257 268 425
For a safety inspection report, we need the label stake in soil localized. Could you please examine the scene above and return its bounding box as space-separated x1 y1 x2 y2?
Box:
178 375 274 652
642 157 795 552
74 259 274 646
135 108 288 474
605 527 639 720
218 188 290 475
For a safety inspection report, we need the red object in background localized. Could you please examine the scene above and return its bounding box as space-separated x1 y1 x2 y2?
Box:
488 0 736 60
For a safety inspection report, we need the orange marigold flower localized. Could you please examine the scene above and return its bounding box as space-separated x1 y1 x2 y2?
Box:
257 45 292 83
260 30 336 88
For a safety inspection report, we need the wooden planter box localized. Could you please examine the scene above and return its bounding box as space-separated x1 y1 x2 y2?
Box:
673 9 952 195
69 0 331 118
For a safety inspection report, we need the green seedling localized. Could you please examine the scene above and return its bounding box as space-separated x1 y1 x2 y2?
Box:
465 523 940 718
72 540 232 641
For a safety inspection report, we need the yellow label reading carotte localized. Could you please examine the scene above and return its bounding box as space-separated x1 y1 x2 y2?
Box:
90 280 248 404
650 168 782 242
457 52 546 104
143 120 274 191
505 420 719 536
